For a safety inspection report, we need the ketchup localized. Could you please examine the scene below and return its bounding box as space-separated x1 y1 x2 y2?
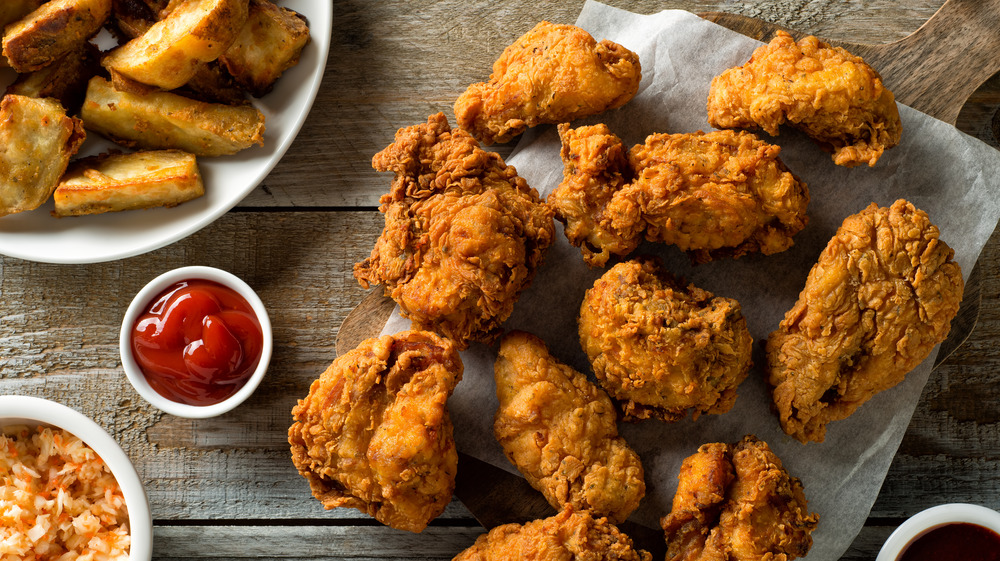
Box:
898 522 1000 561
130 279 263 406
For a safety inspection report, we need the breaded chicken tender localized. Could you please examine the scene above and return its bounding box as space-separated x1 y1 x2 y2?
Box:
454 506 652 561
454 21 641 145
288 330 463 533
707 31 901 168
354 113 555 349
615 130 809 264
766 200 963 443
493 331 645 524
578 259 753 422
661 436 818 561
547 123 642 267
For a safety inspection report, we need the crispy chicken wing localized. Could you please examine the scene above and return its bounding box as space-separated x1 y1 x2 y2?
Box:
766 199 963 443
707 31 901 168
454 506 652 561
454 21 641 145
547 125 808 266
493 331 645 524
354 113 555 349
578 259 753 422
288 330 463 533
661 436 818 561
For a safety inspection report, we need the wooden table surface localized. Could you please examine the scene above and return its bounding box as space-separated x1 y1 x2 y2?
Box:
2 1 999 560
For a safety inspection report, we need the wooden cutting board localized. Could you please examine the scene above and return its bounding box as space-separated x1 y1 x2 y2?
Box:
335 0 1000 554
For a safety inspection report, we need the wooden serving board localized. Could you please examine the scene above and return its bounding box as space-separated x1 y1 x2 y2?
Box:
335 0 1000 553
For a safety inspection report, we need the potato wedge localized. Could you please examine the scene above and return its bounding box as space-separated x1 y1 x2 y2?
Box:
102 0 248 90
0 95 86 217
81 76 264 156
219 0 310 97
3 0 111 73
7 43 101 113
53 150 204 217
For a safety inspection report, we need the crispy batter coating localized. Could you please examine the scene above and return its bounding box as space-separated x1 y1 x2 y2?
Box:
766 200 964 443
547 125 808 266
616 130 809 263
493 331 645 524
547 123 642 267
354 113 555 349
707 31 901 168
578 259 753 422
454 21 641 145
454 506 653 561
661 436 818 561
288 330 464 533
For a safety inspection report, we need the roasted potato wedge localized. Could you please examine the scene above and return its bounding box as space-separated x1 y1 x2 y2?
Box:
102 0 248 90
7 43 101 113
53 149 204 217
81 76 264 156
219 0 310 97
2 0 111 73
0 95 86 217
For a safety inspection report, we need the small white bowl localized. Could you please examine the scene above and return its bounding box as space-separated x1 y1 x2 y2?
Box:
876 503 1000 560
0 395 153 561
119 266 273 419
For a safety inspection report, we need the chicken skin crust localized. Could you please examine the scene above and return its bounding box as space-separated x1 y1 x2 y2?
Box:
454 21 641 145
493 331 645 524
547 125 808 266
578 259 753 422
661 436 818 561
453 506 652 561
707 30 901 168
766 200 963 443
354 113 555 349
288 330 463 533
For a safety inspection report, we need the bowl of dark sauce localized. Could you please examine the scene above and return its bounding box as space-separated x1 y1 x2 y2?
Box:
876 503 1000 561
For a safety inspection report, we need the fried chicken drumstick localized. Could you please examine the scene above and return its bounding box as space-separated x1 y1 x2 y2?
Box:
661 436 818 561
354 113 554 349
708 31 902 168
766 199 963 443
493 331 645 524
288 330 463 533
455 21 641 145
579 259 753 422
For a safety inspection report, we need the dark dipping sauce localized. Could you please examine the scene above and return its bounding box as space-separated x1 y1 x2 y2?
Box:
898 522 1000 561
130 279 263 406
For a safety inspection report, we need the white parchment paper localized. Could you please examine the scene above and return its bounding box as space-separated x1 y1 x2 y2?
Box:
381 3 1000 559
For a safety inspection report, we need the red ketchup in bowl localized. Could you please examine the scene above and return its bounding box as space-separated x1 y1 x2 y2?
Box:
898 522 1000 561
130 279 263 406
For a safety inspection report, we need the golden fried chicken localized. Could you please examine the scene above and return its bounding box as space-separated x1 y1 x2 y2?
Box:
707 31 902 168
454 21 641 145
661 436 818 561
354 113 555 349
288 330 463 533
454 506 652 561
547 123 642 267
578 259 753 422
766 199 964 443
614 129 809 263
493 331 645 524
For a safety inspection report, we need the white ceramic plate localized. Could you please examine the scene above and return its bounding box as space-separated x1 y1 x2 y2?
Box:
0 1 331 264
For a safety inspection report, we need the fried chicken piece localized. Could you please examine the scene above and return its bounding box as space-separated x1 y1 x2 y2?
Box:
578 259 753 422
766 199 964 443
287 330 463 533
454 506 652 561
614 130 809 263
493 331 645 524
354 113 555 349
661 436 818 561
547 123 642 267
707 31 902 168
454 21 641 145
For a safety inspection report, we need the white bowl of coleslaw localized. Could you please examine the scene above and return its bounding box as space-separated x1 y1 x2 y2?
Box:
0 395 152 561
